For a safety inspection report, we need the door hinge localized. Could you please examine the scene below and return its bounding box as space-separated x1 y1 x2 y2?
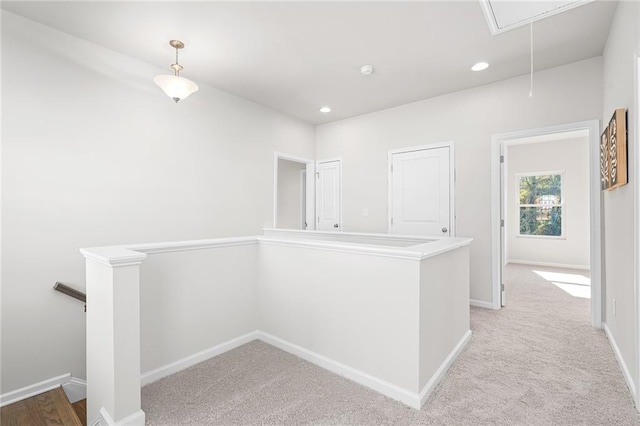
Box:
316 172 320 179
500 219 504 227
454 169 456 182
317 216 320 223
500 155 504 163
390 217 394 225
501 283 505 291
390 164 394 173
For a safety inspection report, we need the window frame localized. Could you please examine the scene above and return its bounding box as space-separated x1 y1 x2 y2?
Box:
516 171 566 239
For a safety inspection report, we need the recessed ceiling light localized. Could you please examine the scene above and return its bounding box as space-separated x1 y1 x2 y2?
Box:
319 106 332 113
471 62 490 71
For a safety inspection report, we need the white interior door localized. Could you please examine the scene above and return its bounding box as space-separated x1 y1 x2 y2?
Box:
389 145 452 236
316 160 341 231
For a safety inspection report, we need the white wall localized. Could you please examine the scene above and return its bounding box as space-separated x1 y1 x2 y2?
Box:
316 58 602 304
506 138 590 269
418 246 469 390
140 245 257 374
257 242 420 392
276 159 305 229
601 0 640 398
0 11 315 395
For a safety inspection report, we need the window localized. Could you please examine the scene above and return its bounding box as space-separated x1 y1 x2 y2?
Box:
518 173 563 237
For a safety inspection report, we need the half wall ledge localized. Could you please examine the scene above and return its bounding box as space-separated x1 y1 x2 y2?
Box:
80 231 472 424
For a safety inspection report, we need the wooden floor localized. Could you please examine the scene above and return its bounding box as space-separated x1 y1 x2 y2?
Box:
0 387 85 426
71 399 86 426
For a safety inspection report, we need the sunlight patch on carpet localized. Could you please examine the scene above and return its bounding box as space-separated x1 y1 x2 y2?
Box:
551 281 591 299
533 270 590 286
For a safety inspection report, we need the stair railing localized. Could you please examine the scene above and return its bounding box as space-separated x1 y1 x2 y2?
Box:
53 282 86 312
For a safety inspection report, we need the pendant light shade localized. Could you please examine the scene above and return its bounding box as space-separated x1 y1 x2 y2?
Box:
153 75 199 103
154 40 199 103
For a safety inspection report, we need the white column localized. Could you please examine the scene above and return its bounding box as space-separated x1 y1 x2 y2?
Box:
81 247 147 426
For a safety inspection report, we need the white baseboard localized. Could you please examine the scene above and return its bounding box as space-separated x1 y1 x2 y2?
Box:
257 330 471 410
256 330 422 408
0 373 76 407
91 407 145 426
62 377 86 403
418 329 472 407
470 299 497 309
17 328 468 414
507 259 589 270
603 323 637 401
140 331 258 386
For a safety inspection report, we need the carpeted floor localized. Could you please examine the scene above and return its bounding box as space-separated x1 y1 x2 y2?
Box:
142 264 640 425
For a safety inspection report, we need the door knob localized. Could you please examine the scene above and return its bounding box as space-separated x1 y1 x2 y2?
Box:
334 224 339 228
441 227 448 233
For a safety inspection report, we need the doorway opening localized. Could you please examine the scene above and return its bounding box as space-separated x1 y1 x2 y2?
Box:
273 153 315 230
491 120 602 328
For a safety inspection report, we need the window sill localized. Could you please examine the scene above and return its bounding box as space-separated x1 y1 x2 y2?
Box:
516 234 566 240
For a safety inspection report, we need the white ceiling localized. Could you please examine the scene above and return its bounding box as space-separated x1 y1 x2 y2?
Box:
2 1 617 125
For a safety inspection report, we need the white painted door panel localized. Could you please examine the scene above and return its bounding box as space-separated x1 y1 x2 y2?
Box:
316 160 341 231
390 147 451 236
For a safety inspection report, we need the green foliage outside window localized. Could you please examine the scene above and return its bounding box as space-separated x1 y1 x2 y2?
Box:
519 174 562 237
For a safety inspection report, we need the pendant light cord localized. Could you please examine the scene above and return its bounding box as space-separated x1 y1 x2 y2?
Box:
529 21 533 97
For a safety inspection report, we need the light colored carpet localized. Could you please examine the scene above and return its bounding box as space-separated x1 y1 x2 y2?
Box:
142 264 640 425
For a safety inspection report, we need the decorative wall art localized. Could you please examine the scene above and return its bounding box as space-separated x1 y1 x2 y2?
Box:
600 108 627 191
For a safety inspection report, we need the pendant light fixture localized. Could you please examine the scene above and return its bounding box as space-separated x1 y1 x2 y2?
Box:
154 40 199 103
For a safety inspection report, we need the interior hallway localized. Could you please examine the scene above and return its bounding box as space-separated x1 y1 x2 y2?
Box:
141 264 640 425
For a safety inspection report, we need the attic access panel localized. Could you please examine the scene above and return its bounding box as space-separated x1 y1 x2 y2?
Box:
479 0 594 35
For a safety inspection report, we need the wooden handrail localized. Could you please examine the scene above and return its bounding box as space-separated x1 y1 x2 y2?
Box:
53 282 86 309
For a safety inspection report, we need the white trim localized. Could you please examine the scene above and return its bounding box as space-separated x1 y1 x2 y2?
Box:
141 331 258 386
257 330 420 408
491 120 602 325
273 151 314 165
387 141 454 156
130 236 257 254
263 228 435 243
506 259 589 271
273 152 314 229
515 235 566 240
258 236 472 261
604 323 637 402
470 299 497 309
80 247 147 267
258 237 424 260
387 142 456 236
300 168 306 229
633 43 640 411
0 373 71 407
256 329 471 410
81 237 257 263
62 377 86 404
92 407 145 426
418 330 472 407
81 234 471 266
